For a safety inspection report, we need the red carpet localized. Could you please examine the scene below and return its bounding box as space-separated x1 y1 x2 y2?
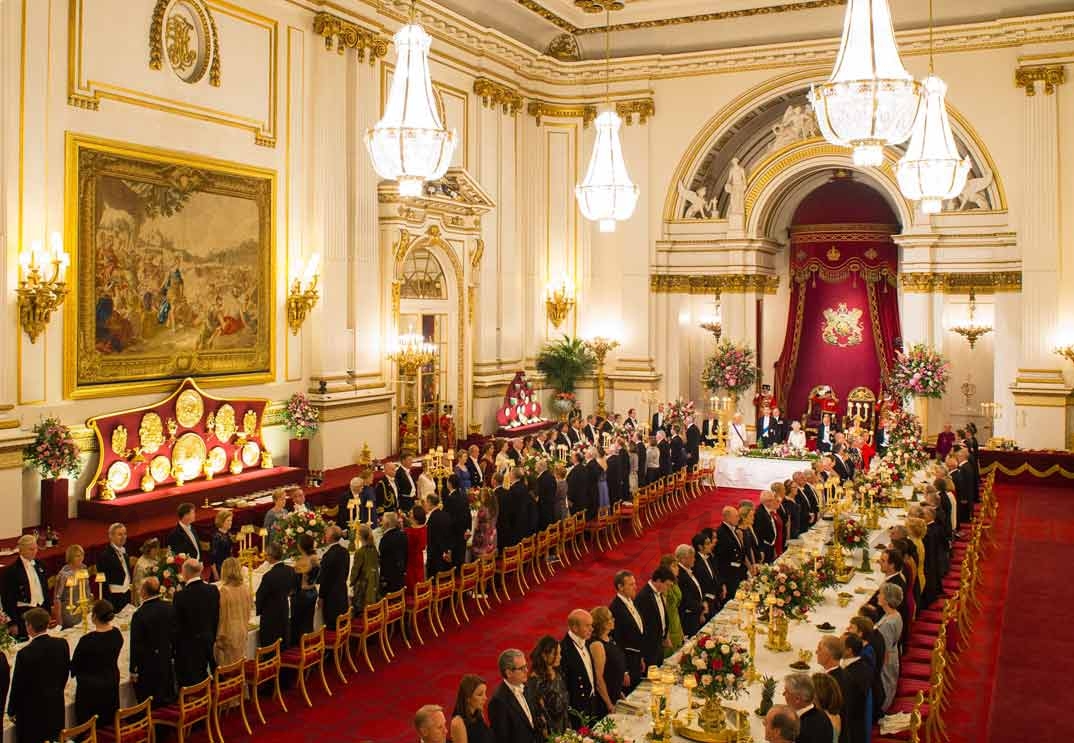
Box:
216 486 752 743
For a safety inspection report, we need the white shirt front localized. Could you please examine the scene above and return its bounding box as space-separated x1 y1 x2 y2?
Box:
679 562 703 597
181 523 201 560
569 630 594 686
507 681 533 726
20 557 44 606
109 543 131 593
619 594 644 633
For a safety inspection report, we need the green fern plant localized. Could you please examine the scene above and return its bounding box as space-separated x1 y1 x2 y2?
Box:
535 336 596 394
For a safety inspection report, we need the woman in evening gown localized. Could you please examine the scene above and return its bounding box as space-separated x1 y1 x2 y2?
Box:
589 606 628 714
71 600 124 725
526 635 569 739
214 557 252 666
660 556 685 656
208 509 234 582
449 674 493 743
405 506 428 589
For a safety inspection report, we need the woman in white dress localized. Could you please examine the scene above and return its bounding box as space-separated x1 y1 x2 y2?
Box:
787 420 807 450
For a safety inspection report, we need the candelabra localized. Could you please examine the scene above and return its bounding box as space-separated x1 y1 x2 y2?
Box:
237 525 267 591
950 287 992 349
585 336 620 419
744 598 760 682
708 395 734 454
426 446 454 494
389 332 438 454
646 667 675 742
65 570 105 631
544 275 575 329
641 388 659 430
286 254 321 335
17 233 69 344
1055 343 1074 366
699 292 723 342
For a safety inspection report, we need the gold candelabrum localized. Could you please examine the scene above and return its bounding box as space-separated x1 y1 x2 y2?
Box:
544 275 575 329
708 395 735 454
646 667 676 742
426 447 454 494
699 292 723 342
744 597 760 682
641 388 660 429
389 332 438 455
286 254 321 335
17 233 69 344
764 596 792 652
950 287 992 350
237 525 268 592
65 570 105 631
1056 343 1074 366
586 336 620 419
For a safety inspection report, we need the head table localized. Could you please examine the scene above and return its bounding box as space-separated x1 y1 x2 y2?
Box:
608 505 903 742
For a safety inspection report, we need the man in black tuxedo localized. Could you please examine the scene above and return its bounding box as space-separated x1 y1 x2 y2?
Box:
395 452 417 513
874 417 890 457
783 673 834 743
561 609 598 723
757 405 779 447
691 532 720 616
669 425 686 472
636 566 675 670
536 459 558 530
488 648 539 743
609 571 645 690
425 493 455 576
318 526 350 629
376 513 408 594
130 578 176 705
675 545 706 637
582 415 598 443
413 705 449 743
624 408 639 432
800 472 821 526
618 443 632 503
606 446 623 506
952 448 975 524
753 493 779 563
173 560 219 686
715 506 748 597
465 444 484 487
167 502 202 562
794 483 814 533
444 475 472 569
685 416 702 469
770 407 788 444
816 635 857 743
567 453 592 520
840 634 874 743
2 535 49 639
635 433 648 488
657 431 671 476
832 444 853 481
96 523 134 611
651 403 666 435
921 505 948 608
7 608 68 743
569 420 584 446
256 542 295 650
816 413 835 453
502 467 531 546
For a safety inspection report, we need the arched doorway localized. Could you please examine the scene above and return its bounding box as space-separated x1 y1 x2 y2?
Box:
772 174 902 427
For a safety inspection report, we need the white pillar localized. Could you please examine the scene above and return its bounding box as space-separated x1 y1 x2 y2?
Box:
0 0 19 429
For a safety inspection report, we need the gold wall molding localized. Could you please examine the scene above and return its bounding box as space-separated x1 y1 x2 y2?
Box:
649 273 779 295
1015 64 1066 95
149 0 222 87
474 78 523 115
312 11 389 62
900 271 1022 294
527 100 597 127
615 98 655 125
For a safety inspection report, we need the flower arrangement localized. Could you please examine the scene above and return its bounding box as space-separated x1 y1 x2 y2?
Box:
145 550 190 594
23 416 81 480
888 344 951 399
274 509 330 557
834 517 868 550
664 398 696 431
744 444 817 461
0 609 15 653
810 553 839 590
282 392 320 439
548 717 630 743
743 562 821 619
701 340 759 396
678 634 753 700
881 408 928 481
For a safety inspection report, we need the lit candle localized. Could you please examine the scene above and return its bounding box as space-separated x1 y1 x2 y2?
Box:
95 571 106 600
302 253 320 286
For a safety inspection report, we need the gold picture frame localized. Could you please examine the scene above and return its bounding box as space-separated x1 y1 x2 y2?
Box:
64 133 276 399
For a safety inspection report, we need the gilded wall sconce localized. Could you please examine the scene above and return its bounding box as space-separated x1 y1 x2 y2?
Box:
17 233 69 344
286 254 320 335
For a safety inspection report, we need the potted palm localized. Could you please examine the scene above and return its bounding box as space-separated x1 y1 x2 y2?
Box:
535 337 596 420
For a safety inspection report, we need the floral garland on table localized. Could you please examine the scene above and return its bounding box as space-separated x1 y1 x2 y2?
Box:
23 416 81 479
0 609 15 652
743 562 821 620
744 444 817 461
834 517 868 550
548 717 630 743
678 634 753 700
700 340 759 396
664 398 696 431
881 408 928 481
282 392 320 439
888 344 951 399
274 509 330 558
810 552 840 591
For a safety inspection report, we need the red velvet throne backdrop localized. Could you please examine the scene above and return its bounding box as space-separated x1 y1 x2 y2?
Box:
774 178 903 420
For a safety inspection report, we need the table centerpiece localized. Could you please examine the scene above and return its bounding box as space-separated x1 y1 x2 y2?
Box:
676 633 753 740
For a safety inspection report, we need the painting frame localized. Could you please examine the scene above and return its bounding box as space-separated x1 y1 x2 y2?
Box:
64 133 276 400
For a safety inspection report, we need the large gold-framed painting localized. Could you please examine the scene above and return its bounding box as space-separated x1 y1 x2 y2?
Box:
64 134 276 399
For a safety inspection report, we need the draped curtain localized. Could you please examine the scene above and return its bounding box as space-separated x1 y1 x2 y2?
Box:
773 228 901 419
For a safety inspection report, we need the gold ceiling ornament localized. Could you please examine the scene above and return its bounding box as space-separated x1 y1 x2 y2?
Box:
1015 64 1066 96
138 413 165 454
547 33 581 62
575 0 624 12
615 98 655 125
149 0 221 86
649 273 780 295
826 246 842 262
527 100 598 127
215 403 237 442
900 271 1022 294
473 78 523 116
313 12 390 63
175 388 205 428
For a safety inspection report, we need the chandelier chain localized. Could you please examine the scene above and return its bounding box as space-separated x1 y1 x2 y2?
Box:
928 0 935 74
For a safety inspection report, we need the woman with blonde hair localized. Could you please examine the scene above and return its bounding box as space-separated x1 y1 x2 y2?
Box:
208 509 234 582
589 606 628 712
53 544 87 628
214 556 252 666
905 517 928 593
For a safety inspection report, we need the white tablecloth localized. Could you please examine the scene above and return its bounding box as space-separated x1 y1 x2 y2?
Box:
609 507 903 742
714 455 812 491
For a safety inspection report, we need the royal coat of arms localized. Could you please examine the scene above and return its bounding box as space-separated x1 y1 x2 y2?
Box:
821 303 864 348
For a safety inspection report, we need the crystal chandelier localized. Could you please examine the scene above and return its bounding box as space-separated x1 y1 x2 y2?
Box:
365 3 456 198
809 0 922 167
896 1 969 214
575 7 638 233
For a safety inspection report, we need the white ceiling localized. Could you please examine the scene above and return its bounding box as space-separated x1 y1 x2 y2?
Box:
429 0 1074 59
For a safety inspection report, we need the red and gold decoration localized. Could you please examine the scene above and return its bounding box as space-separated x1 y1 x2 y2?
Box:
495 371 547 434
821 303 865 348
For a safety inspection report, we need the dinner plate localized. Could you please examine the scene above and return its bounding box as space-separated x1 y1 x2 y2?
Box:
241 440 261 467
150 455 172 483
106 460 131 490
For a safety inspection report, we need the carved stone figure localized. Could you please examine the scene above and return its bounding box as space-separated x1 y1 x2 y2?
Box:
724 158 747 220
952 167 992 210
769 105 818 152
678 181 713 219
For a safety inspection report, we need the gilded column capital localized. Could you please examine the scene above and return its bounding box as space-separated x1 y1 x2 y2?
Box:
649 273 779 295
615 98 655 125
527 100 597 128
899 271 1022 294
1015 64 1066 96
313 12 390 63
473 78 523 116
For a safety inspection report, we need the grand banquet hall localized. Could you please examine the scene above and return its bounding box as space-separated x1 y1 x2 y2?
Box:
1 0 1073 741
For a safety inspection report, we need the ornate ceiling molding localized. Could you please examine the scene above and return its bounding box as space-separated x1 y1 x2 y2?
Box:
474 78 524 115
649 273 780 295
313 12 390 62
527 100 598 127
615 98 655 125
900 271 1022 294
1015 64 1066 95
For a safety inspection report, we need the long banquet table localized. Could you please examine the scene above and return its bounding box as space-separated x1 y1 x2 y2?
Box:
713 454 814 490
608 506 902 742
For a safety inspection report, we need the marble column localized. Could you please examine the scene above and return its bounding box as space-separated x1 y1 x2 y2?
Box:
0 0 19 429
1011 66 1073 448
